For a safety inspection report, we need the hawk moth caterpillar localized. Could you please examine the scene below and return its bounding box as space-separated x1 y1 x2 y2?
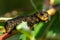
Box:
4 11 49 34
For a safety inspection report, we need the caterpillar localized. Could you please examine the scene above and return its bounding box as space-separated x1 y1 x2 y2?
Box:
4 11 49 34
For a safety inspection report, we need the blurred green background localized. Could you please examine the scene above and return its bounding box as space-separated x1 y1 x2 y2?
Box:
0 0 60 40
0 0 43 17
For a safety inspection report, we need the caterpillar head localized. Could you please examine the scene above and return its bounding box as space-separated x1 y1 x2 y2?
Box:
40 11 49 22
36 11 50 22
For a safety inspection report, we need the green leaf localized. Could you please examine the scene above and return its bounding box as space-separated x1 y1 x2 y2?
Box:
34 22 44 37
